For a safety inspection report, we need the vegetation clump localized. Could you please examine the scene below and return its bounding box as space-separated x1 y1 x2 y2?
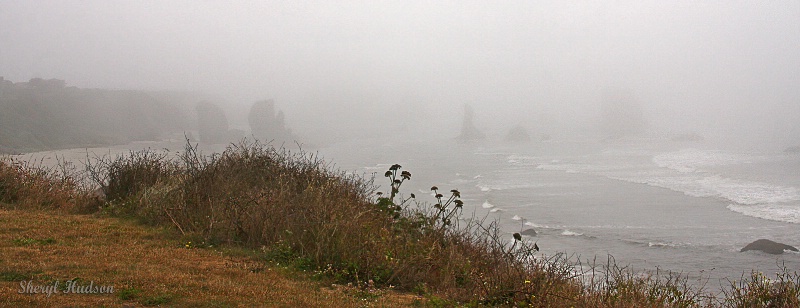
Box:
0 157 98 213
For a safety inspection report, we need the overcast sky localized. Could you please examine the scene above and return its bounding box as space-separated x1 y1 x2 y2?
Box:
1 1 799 147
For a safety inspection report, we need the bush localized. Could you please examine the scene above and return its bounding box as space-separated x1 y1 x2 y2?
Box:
721 268 800 308
0 157 98 213
90 140 572 303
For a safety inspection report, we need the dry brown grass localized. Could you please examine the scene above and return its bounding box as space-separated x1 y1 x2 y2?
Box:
0 207 419 307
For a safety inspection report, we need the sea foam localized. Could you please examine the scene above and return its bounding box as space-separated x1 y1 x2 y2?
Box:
727 203 800 224
561 230 583 236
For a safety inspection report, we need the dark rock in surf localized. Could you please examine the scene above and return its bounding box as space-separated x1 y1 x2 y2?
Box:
520 229 537 237
740 239 798 255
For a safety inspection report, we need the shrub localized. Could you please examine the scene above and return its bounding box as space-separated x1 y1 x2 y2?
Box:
0 157 98 213
84 140 586 304
721 268 800 308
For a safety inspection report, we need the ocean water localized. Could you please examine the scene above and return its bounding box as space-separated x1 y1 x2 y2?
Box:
319 138 800 289
14 138 800 290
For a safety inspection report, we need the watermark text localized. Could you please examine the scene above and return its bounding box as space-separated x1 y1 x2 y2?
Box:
18 280 114 297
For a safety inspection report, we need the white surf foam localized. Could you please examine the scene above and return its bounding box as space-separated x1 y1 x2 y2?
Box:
536 163 618 173
637 175 800 223
499 147 800 224
615 173 800 207
476 182 549 192
653 148 767 173
727 203 800 224
507 154 539 166
481 201 494 208
561 230 583 236
524 221 551 229
648 241 682 248
703 176 800 205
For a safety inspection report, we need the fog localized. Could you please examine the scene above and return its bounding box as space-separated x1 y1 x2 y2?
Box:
2 1 799 149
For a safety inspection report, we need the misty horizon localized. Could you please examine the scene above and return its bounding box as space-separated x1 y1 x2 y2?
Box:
2 1 799 149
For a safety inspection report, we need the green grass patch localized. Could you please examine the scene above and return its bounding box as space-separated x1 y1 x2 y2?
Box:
12 237 56 246
117 287 142 300
142 293 175 306
0 270 38 281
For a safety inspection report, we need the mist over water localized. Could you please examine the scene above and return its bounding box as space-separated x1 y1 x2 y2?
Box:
3 1 800 289
2 1 800 148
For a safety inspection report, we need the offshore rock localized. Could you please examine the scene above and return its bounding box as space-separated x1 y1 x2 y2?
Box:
740 239 798 255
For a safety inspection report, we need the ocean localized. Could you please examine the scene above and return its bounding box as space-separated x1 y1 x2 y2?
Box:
15 137 800 290
318 138 800 290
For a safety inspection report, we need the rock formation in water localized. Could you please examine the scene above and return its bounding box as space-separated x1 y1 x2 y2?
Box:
505 125 531 143
740 239 798 255
248 99 293 143
456 104 485 143
196 102 230 144
520 229 537 236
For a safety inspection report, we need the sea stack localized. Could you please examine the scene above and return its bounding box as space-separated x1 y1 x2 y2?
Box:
248 99 294 143
196 102 230 144
456 104 485 143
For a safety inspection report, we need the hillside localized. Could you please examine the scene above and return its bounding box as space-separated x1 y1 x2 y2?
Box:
0 78 192 154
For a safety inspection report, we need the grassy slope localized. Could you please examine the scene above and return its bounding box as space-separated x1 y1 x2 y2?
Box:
0 207 418 307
